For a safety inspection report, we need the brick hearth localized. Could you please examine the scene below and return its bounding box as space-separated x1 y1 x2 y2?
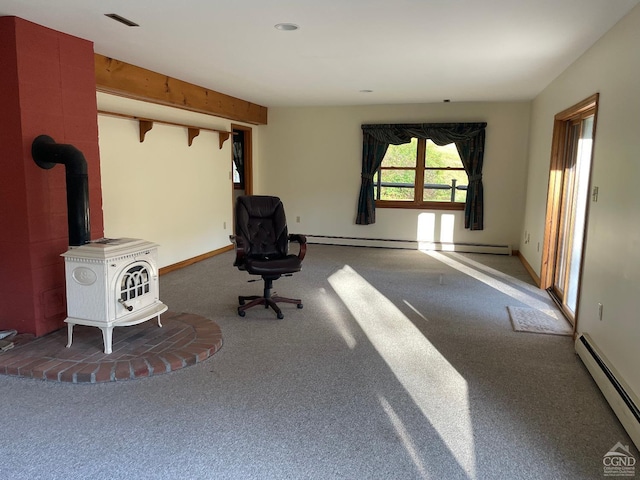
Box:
0 311 222 383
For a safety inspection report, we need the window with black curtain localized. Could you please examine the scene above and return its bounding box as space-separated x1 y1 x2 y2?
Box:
356 123 486 230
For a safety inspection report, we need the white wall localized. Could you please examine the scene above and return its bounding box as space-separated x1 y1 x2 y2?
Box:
256 102 530 250
96 93 254 268
522 5 640 395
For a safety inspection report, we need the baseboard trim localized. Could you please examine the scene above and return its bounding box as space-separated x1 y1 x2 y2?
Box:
576 333 640 449
159 244 233 275
517 251 541 287
159 237 515 274
306 235 512 255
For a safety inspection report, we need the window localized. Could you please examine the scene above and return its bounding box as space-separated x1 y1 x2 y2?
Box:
356 122 485 228
373 138 467 209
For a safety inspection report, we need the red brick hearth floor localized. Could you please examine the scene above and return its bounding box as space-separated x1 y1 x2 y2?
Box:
0 311 222 384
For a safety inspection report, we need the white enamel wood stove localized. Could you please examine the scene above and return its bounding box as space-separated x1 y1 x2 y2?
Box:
61 238 168 354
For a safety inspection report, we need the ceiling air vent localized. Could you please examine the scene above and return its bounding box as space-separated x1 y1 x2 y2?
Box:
104 13 139 27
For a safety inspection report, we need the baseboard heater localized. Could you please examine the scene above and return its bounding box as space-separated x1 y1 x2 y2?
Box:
305 235 512 255
575 333 640 448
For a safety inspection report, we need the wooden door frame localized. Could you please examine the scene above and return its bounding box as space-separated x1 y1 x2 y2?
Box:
540 93 599 323
231 123 253 195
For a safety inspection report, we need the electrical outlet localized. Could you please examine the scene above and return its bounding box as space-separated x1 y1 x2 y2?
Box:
296 216 301 223
223 221 227 230
598 303 603 321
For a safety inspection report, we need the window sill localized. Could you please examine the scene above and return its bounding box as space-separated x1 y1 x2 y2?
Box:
375 201 465 211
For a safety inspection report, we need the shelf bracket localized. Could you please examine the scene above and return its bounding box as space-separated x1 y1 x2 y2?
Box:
219 131 231 149
139 120 153 143
188 128 200 146
100 111 232 149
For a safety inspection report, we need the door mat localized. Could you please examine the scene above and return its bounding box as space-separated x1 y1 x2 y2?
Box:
507 306 573 336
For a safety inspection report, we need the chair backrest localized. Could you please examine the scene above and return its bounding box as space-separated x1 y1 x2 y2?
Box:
235 195 289 259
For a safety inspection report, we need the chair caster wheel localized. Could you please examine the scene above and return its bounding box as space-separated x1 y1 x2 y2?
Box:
297 303 303 309
277 313 284 319
238 297 245 306
238 309 246 317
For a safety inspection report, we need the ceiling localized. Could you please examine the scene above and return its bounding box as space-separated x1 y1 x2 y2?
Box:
1 0 638 107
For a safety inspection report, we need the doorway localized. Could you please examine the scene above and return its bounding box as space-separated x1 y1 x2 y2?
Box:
231 124 253 229
231 123 253 195
541 94 598 325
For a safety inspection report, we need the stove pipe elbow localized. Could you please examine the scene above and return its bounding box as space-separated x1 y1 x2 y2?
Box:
31 135 91 246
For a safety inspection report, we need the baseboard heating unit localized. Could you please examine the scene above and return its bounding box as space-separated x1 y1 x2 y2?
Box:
575 333 640 448
306 235 512 255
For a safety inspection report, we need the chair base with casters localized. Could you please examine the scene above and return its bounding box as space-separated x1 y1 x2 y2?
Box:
237 276 303 319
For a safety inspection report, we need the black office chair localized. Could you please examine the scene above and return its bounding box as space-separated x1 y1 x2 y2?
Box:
231 195 307 319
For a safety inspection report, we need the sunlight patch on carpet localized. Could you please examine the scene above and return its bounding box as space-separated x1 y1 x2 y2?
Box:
423 250 553 310
328 264 476 478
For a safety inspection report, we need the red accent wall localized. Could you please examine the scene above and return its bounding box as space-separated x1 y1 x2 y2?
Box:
0 17 104 336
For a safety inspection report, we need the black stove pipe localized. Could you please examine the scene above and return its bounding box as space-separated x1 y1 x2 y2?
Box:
31 135 91 246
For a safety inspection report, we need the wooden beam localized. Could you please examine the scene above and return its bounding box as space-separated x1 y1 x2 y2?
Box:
95 54 268 125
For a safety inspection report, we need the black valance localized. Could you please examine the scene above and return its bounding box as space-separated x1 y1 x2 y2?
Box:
361 122 486 145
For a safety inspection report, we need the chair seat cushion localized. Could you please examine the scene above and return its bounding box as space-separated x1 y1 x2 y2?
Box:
245 255 302 276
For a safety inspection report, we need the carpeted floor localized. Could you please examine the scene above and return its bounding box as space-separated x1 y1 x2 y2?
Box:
0 244 637 480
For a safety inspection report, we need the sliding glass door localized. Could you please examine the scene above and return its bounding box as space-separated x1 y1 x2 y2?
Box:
542 94 598 326
551 115 594 317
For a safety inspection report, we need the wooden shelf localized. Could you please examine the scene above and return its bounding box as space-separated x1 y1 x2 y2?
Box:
98 110 232 149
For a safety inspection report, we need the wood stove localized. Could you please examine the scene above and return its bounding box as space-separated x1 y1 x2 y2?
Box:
31 136 168 353
62 238 167 354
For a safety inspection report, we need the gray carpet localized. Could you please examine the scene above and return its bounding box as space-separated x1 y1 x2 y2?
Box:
0 244 637 479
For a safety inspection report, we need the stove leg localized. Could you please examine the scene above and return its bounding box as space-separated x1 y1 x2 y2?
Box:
157 314 162 328
100 327 113 354
66 323 74 348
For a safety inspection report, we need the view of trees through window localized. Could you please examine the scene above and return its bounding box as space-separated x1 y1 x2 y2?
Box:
374 138 468 204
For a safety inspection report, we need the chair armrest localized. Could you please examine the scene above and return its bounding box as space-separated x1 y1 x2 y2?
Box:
288 234 307 261
229 235 247 267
